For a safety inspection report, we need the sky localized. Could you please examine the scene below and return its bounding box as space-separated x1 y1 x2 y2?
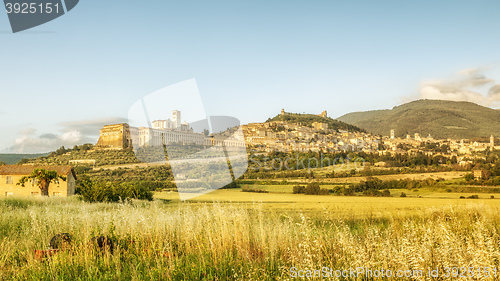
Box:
1 0 500 153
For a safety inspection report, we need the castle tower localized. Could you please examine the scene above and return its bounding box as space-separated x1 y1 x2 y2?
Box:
321 110 327 118
172 110 181 129
96 123 132 149
491 135 495 148
390 129 395 139
281 109 285 115
414 133 421 141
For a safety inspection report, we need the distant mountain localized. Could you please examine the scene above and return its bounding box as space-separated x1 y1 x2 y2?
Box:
267 112 366 133
336 100 500 139
0 153 49 165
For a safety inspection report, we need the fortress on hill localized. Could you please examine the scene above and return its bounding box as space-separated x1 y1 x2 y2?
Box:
281 109 327 118
96 111 245 150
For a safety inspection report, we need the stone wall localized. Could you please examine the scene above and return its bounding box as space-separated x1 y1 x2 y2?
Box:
96 123 132 149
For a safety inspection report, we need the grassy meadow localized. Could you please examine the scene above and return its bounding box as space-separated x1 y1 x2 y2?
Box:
2 189 500 280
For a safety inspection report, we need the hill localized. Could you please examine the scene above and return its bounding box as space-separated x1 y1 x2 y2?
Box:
0 153 50 165
20 145 141 167
267 112 366 133
336 99 500 139
18 143 217 168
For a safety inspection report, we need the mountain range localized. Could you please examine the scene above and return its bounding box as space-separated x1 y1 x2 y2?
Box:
336 99 500 139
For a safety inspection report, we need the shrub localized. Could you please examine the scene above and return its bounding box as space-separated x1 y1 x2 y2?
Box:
120 183 154 201
76 177 153 202
305 183 329 195
128 181 175 192
292 185 305 194
241 185 268 193
293 183 329 195
342 187 355 196
464 173 474 181
363 189 391 197
304 183 320 195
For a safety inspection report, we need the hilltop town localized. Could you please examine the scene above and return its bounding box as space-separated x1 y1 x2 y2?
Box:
83 107 500 173
243 110 379 153
13 107 498 172
242 109 498 164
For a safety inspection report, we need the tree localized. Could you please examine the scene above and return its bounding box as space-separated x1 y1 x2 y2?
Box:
17 169 66 197
55 146 67 156
464 173 474 181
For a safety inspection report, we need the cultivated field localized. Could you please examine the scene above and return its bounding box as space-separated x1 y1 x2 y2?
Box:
2 192 500 280
155 188 500 219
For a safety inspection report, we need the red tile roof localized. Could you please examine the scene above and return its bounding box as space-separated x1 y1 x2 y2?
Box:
0 165 76 178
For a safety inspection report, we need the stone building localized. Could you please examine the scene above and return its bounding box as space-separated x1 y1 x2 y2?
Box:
0 165 76 197
96 123 132 149
474 170 487 180
318 110 328 118
97 110 245 150
312 122 328 131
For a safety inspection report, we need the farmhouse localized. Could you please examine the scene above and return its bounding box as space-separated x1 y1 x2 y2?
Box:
0 165 76 197
473 170 487 180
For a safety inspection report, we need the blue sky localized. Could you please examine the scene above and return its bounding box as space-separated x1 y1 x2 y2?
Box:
1 0 500 153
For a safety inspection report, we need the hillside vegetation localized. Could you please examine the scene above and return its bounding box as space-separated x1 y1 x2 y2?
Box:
19 144 215 167
268 112 365 132
336 99 500 139
21 145 140 167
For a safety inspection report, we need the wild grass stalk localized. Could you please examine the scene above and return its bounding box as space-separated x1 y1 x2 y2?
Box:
0 197 500 280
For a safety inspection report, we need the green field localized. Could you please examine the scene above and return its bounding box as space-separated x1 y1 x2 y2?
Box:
155 187 500 219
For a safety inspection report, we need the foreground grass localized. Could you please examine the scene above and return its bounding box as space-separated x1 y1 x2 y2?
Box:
1 197 500 280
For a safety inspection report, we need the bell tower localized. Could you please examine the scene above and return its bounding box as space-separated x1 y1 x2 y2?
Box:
172 110 181 129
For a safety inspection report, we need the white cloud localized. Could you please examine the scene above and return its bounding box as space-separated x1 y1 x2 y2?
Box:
8 129 85 153
413 67 500 107
18 128 36 136
5 116 127 153
58 117 128 136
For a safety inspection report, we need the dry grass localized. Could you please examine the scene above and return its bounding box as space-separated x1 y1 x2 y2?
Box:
1 196 500 280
